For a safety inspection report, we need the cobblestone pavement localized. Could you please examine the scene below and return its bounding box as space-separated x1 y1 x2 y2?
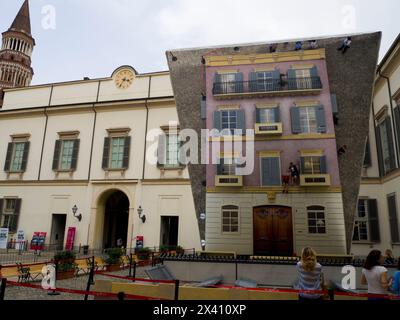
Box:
3 267 148 300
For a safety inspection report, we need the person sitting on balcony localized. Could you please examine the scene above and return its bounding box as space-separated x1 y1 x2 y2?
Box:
309 40 318 49
282 175 290 193
289 162 299 185
337 37 352 54
294 41 302 51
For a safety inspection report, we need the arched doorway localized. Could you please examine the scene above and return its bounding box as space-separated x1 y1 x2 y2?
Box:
253 206 293 256
103 191 129 249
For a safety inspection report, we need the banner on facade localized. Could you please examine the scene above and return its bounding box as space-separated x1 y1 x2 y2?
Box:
16 230 25 250
65 227 76 251
0 228 9 249
30 232 47 251
136 236 144 250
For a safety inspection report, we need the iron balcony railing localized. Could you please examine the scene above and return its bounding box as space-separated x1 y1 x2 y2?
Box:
212 76 322 95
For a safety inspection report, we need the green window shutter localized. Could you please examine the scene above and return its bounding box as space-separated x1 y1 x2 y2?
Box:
272 69 281 91
300 157 306 174
21 142 30 171
236 110 246 135
310 66 318 77
274 107 281 122
213 111 222 131
394 106 400 154
320 156 327 174
4 143 13 172
387 195 400 243
157 134 166 167
290 107 302 134
217 164 223 175
364 137 372 167
52 140 62 171
287 69 297 90
385 117 396 171
255 108 261 123
213 73 222 94
10 199 22 233
235 73 243 93
261 158 281 186
249 72 257 92
122 136 131 169
375 126 385 176
102 137 111 170
316 105 327 133
70 139 80 171
200 96 206 120
367 199 380 242
0 199 3 229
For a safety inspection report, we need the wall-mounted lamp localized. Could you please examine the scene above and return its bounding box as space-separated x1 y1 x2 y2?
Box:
137 206 146 223
72 205 82 222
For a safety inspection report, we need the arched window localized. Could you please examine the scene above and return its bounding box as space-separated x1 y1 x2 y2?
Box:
307 206 326 234
221 205 239 233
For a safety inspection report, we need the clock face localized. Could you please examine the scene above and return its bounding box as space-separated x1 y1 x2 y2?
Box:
115 69 135 89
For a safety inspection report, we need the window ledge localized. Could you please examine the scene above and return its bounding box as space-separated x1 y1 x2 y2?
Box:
158 166 186 171
352 241 378 245
104 168 127 172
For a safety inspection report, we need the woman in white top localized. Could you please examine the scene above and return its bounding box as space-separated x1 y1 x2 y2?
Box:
361 250 392 300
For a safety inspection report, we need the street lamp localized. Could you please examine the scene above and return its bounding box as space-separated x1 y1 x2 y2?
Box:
72 205 82 222
137 206 146 223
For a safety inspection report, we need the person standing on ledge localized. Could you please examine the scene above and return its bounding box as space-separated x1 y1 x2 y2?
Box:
337 37 352 54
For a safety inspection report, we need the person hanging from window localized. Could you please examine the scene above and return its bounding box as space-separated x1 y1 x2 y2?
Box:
294 41 302 51
295 247 325 300
289 162 299 185
391 258 400 296
337 37 352 54
282 174 290 194
361 250 393 300
384 249 396 265
309 40 318 49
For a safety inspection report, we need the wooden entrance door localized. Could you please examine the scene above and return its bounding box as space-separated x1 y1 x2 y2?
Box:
253 207 293 256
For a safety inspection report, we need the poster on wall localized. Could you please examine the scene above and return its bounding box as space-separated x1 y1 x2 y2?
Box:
0 228 9 249
65 227 76 251
30 232 47 251
16 230 25 251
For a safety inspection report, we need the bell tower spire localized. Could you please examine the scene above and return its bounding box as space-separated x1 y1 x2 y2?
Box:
0 0 35 106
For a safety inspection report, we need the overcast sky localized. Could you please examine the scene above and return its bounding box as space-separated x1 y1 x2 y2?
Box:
1 0 398 85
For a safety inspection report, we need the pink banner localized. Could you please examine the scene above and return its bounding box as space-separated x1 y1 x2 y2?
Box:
65 227 76 251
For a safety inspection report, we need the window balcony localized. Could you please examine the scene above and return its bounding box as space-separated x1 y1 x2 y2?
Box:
215 175 243 187
212 76 322 99
255 122 283 135
300 174 331 187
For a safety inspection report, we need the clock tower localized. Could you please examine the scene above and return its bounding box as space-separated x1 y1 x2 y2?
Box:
0 0 35 107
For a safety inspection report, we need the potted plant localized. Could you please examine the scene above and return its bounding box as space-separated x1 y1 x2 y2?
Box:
137 247 151 261
104 248 124 272
175 246 185 255
159 245 169 254
54 251 77 280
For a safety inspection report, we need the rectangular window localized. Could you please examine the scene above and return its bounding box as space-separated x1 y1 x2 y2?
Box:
295 69 312 89
307 207 326 234
302 156 321 174
219 158 237 176
222 206 239 233
256 71 273 91
221 110 237 133
220 73 237 94
299 107 318 133
1 198 20 232
11 142 25 172
165 134 180 168
110 137 126 169
258 108 277 123
353 199 369 241
387 194 400 243
59 140 74 170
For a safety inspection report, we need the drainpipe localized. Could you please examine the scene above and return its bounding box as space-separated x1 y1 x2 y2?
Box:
378 70 400 168
38 85 54 180
142 76 151 180
87 80 101 180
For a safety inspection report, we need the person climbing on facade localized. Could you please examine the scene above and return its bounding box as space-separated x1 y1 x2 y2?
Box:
337 37 352 54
